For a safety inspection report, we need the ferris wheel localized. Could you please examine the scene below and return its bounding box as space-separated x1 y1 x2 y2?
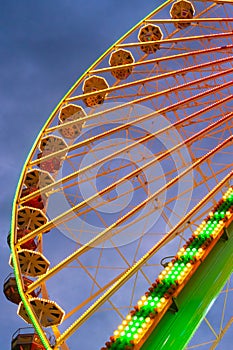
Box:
5 1 233 349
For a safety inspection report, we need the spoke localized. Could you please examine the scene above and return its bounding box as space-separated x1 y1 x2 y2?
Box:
210 317 233 349
11 1 233 349
204 317 218 338
25 137 233 293
20 91 233 204
147 18 233 23
19 113 233 244
67 58 233 104
88 45 233 75
54 169 233 346
117 32 233 49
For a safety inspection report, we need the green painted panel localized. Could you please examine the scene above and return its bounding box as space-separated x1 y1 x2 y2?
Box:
141 222 233 350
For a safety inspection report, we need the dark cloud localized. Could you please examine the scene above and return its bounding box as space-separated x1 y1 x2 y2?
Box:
1 1 157 347
2 1 230 349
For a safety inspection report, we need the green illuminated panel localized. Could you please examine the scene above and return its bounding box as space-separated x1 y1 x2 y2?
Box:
141 220 233 350
104 187 233 349
10 3 173 348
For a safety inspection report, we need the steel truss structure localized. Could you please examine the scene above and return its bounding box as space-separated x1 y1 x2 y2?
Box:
9 1 233 349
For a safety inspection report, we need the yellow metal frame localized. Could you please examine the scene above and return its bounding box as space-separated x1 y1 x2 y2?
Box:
10 0 233 349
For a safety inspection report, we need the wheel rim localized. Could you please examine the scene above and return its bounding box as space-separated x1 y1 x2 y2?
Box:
10 1 232 349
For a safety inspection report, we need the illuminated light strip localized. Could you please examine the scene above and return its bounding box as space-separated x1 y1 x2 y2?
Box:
10 0 229 348
103 187 233 349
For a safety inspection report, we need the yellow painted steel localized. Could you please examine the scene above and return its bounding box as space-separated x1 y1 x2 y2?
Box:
10 0 233 348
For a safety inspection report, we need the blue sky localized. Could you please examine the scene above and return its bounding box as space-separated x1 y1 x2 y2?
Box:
1 1 232 349
0 1 159 348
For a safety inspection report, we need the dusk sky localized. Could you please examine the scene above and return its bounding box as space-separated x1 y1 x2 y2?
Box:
1 1 160 348
1 1 232 349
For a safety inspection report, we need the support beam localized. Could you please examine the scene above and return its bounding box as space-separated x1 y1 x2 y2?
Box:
140 222 233 350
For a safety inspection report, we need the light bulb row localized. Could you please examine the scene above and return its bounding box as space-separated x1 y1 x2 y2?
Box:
103 186 233 349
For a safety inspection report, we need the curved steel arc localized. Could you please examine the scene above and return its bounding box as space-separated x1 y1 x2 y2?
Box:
19 112 233 245
20 104 233 207
54 170 233 346
25 135 233 294
10 1 233 348
11 0 173 182
11 3 174 343
38 55 233 139
67 56 233 103
10 0 175 350
28 70 233 170
43 164 230 326
34 163 231 326
21 92 233 205
10 260 53 350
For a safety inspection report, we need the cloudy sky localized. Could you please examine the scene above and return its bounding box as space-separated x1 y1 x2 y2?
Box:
1 1 160 348
1 1 232 349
